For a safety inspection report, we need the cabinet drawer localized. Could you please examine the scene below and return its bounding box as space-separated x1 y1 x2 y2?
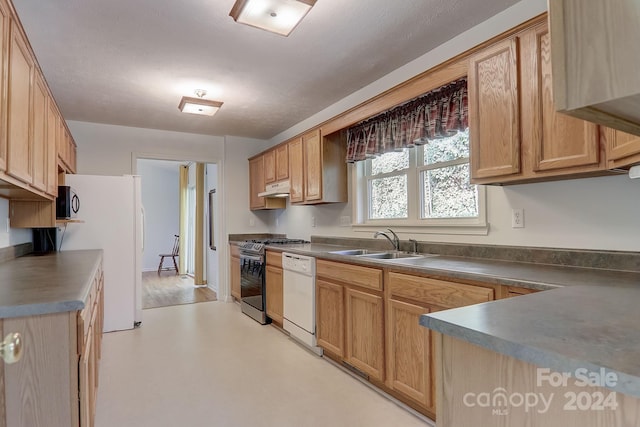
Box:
317 259 383 291
388 272 494 309
505 285 539 298
266 250 282 268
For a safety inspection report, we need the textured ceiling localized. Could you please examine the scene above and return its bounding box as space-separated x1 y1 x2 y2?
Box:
12 0 520 140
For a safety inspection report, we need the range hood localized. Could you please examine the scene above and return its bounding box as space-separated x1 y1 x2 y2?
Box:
258 180 290 198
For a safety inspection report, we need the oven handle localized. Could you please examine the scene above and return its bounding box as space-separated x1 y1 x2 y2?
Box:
240 254 263 262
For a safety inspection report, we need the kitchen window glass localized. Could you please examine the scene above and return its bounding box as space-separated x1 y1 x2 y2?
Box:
358 128 486 230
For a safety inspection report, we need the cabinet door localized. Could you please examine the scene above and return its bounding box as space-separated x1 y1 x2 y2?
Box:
46 101 58 196
31 74 48 191
275 143 289 181
288 138 304 203
264 149 276 184
469 37 521 180
230 256 241 300
316 279 344 357
345 287 384 381
0 0 9 171
79 325 93 427
265 265 283 324
248 156 265 210
303 129 322 201
387 299 432 410
7 23 33 184
527 23 601 173
606 129 640 168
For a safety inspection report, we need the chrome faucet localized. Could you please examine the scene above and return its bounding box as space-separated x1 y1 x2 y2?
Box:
409 239 419 254
374 228 400 251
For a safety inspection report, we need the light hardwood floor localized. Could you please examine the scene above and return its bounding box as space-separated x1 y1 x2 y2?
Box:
95 302 432 427
142 271 217 309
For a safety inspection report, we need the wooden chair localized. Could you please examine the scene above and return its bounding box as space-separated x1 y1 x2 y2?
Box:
158 235 179 275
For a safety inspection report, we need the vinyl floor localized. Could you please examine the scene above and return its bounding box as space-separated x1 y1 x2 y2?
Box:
95 301 432 427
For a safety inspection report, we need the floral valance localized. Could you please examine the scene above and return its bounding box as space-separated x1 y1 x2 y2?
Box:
346 79 468 163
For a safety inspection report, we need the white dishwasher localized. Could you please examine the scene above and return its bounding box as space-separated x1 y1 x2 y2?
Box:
282 252 322 355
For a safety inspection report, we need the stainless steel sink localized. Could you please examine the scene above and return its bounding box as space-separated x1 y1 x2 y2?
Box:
328 249 383 256
355 252 423 260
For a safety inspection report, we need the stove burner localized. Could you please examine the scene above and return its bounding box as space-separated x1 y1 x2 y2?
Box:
251 238 309 245
238 238 309 254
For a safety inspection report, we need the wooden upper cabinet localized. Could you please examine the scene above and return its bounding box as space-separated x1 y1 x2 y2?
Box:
264 145 288 184
46 101 58 196
275 143 289 181
470 16 612 185
290 129 346 205
249 156 265 210
263 149 276 184
0 0 9 172
303 129 322 201
288 137 304 203
248 154 285 210
31 74 47 192
6 22 33 185
605 129 640 169
469 37 521 181
549 0 640 137
524 22 602 175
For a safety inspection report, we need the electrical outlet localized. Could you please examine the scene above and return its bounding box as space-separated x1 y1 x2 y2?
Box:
275 218 279 227
311 216 316 228
5 218 9 233
249 218 255 227
511 208 524 228
340 216 351 227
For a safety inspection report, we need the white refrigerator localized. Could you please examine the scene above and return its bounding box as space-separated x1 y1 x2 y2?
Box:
61 174 143 332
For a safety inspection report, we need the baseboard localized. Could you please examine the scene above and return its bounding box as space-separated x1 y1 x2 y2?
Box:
323 357 435 426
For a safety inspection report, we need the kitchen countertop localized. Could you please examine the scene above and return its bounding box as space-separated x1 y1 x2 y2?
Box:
265 243 640 291
0 250 102 319
264 242 640 398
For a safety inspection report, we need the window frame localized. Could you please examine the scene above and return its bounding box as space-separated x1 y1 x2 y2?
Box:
352 140 487 235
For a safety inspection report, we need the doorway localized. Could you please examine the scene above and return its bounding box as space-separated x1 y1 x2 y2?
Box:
136 158 219 309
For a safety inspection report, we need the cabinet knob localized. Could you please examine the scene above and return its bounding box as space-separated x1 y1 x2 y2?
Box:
0 332 23 364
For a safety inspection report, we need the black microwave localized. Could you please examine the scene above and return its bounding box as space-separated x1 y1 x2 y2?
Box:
56 186 79 219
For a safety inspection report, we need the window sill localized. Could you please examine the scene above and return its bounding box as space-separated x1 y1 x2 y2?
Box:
350 222 490 236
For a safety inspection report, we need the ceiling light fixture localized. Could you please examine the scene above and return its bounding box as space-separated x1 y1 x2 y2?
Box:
178 90 223 116
229 0 316 37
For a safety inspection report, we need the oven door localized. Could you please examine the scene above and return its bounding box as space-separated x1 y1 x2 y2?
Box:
239 253 265 312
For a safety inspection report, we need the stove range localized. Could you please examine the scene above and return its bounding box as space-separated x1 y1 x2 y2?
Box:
237 238 309 325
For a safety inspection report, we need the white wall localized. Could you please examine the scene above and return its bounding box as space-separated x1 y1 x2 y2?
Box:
0 199 32 248
67 121 270 300
137 159 180 272
267 0 640 252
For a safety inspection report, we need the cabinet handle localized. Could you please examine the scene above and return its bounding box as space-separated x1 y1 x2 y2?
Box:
0 333 23 364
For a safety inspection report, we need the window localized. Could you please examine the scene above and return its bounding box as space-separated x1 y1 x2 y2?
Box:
356 129 486 232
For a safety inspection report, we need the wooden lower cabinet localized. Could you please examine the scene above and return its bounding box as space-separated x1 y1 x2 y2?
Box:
265 265 283 324
230 246 241 301
385 271 495 418
0 258 103 427
316 279 344 357
386 299 432 411
316 260 384 381
345 287 385 381
315 260 501 420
